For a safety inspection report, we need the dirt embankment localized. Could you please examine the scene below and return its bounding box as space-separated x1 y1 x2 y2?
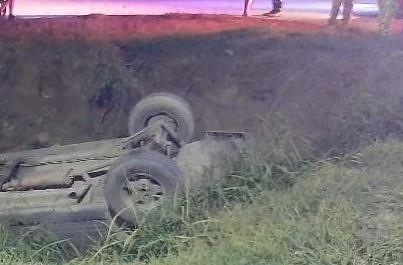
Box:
1 14 403 156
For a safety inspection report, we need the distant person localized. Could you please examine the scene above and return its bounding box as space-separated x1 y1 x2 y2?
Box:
0 0 15 20
328 0 354 25
0 0 5 16
243 0 283 17
378 0 399 34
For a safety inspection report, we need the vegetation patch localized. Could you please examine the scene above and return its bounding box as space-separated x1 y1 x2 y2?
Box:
2 139 403 264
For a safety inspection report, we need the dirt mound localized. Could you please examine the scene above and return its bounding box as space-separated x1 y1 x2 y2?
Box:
0 41 139 151
0 14 325 42
1 15 403 157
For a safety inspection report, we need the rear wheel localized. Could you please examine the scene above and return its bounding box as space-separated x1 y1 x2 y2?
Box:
128 93 195 143
104 151 185 228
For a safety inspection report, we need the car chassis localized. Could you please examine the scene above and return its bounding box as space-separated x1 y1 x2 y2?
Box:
0 93 245 241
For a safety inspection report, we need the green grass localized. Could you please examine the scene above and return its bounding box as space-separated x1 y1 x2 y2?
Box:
2 140 403 265
2 27 403 265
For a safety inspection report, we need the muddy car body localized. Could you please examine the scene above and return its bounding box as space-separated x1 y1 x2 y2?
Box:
0 93 245 242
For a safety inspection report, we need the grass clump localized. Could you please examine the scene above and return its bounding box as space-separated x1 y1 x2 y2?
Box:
0 226 77 265
144 141 403 265
2 140 403 264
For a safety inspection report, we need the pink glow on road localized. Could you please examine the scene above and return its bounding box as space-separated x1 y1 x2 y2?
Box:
14 0 252 16
16 0 174 16
13 0 326 16
14 0 376 17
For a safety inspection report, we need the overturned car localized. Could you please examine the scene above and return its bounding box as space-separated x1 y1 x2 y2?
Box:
0 93 245 242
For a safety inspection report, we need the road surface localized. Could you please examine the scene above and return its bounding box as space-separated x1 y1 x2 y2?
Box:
14 0 378 17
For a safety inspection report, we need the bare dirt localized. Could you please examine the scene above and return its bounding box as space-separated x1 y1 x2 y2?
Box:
1 14 403 157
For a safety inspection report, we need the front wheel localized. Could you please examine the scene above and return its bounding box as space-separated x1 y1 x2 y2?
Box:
104 151 185 228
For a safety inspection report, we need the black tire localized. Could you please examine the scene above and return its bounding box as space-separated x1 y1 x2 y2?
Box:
128 93 195 143
104 151 185 228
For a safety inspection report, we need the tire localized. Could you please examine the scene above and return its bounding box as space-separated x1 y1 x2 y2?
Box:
128 93 195 143
104 151 185 228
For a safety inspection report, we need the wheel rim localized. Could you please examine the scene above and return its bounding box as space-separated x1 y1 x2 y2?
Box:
121 172 165 216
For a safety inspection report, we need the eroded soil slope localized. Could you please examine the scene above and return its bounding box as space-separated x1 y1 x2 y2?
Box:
1 14 403 157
